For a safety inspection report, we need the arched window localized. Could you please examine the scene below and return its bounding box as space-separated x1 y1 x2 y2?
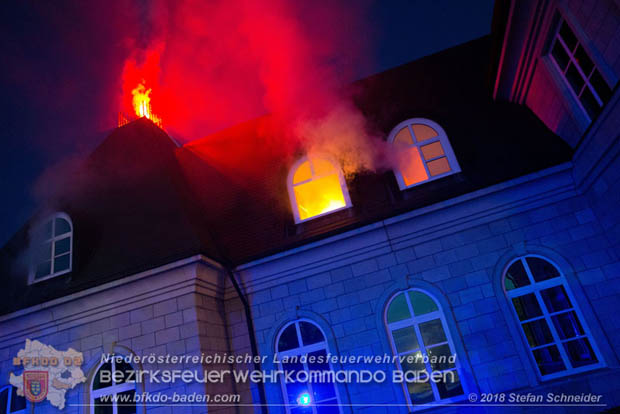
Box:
503 255 603 378
388 119 460 190
287 156 352 223
385 289 465 406
276 320 341 413
30 212 73 283
90 355 137 414
0 386 27 414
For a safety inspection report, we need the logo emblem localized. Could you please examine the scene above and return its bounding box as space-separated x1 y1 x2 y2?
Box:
23 371 49 403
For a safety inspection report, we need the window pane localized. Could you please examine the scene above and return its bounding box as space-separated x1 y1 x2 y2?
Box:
511 294 542 321
291 406 313 414
54 237 70 256
580 86 602 119
94 398 113 414
563 338 598 367
532 345 566 375
34 241 52 263
392 327 419 353
294 174 346 221
54 254 71 273
574 45 594 76
387 293 411 323
436 370 464 400
419 319 447 346
393 127 413 146
400 351 426 372
420 141 444 160
590 69 613 103
115 359 135 384
408 379 434 404
565 62 585 94
283 361 307 404
505 260 530 290
408 291 438 316
526 257 560 282
35 261 52 279
293 161 312 184
299 322 324 346
552 311 584 340
411 124 438 142
400 146 429 187
0 389 7 413
117 390 136 414
559 22 577 51
278 324 299 352
10 387 26 412
427 344 455 371
316 402 339 414
54 218 71 236
427 157 451 176
93 362 113 389
522 319 554 347
551 41 570 71
540 285 572 313
308 350 336 402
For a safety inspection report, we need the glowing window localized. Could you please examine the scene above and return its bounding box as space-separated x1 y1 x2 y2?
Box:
0 386 27 414
276 320 341 413
29 212 73 283
388 119 460 190
90 355 137 414
385 289 466 407
504 255 603 379
288 156 352 223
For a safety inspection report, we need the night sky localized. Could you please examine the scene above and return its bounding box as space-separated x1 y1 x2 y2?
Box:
0 0 494 246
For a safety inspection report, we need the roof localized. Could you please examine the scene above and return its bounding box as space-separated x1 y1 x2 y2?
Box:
0 36 573 315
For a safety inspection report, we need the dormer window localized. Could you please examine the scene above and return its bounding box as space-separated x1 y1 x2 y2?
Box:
30 213 73 283
389 118 460 190
287 156 352 223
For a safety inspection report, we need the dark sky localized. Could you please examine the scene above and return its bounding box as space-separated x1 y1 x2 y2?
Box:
0 0 495 246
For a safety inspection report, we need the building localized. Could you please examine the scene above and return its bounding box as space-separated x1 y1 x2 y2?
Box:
1 0 619 413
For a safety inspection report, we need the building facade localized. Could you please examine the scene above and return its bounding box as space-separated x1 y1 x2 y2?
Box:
1 1 620 413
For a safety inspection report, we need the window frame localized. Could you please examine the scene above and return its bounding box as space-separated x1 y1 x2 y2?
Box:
503 254 605 381
384 288 467 410
28 212 73 284
287 155 352 224
548 14 615 123
275 319 342 413
89 355 137 414
387 118 461 191
0 385 27 414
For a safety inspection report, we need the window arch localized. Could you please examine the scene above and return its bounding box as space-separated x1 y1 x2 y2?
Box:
503 255 603 379
0 385 27 414
275 320 341 413
385 289 465 407
388 119 460 190
29 212 73 283
287 156 352 223
90 355 137 414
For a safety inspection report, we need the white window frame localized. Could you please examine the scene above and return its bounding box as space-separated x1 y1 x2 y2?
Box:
503 255 605 381
548 15 614 123
29 212 73 284
384 289 467 410
287 155 352 224
89 356 137 414
387 118 461 191
275 319 342 413
0 385 27 414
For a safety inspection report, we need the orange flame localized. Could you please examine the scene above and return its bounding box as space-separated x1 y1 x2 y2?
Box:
130 81 163 127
